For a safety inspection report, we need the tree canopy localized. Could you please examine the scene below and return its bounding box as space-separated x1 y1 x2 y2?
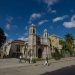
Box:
0 27 6 48
64 33 74 56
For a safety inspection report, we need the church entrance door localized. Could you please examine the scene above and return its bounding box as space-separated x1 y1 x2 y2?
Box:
38 48 42 58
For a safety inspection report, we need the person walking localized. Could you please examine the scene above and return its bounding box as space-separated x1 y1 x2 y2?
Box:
30 56 33 64
44 56 49 66
19 55 22 63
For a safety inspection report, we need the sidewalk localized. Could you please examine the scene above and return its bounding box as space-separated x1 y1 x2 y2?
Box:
0 57 75 69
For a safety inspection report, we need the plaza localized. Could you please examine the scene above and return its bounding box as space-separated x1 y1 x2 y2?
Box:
0 57 75 75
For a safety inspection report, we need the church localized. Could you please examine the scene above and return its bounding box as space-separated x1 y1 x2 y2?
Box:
28 24 51 59
0 24 51 59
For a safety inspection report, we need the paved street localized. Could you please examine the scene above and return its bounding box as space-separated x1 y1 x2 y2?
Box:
0 57 75 75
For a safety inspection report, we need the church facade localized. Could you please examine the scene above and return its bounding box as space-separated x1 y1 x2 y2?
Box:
28 24 51 59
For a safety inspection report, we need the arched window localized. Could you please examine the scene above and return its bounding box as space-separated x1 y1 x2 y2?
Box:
33 29 35 34
45 33 46 37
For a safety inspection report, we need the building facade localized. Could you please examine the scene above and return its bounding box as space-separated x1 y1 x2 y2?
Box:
28 24 51 59
49 35 62 53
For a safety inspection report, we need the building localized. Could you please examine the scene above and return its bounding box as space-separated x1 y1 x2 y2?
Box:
0 24 51 59
0 40 27 58
9 40 26 58
0 41 12 58
28 24 51 59
49 34 62 53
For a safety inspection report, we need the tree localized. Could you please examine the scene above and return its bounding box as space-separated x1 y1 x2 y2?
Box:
64 33 74 56
0 27 6 48
59 39 65 57
0 27 6 58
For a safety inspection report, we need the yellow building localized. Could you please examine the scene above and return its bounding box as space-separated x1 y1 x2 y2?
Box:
49 34 62 53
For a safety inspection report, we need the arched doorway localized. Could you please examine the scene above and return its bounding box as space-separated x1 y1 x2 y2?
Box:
38 48 42 58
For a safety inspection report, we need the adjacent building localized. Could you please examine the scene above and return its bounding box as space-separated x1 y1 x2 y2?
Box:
49 34 62 53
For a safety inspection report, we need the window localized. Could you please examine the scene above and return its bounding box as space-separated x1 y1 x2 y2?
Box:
33 29 35 34
16 45 20 52
45 34 46 37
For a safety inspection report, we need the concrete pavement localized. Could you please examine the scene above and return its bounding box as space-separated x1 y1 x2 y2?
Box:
0 57 75 69
0 57 75 75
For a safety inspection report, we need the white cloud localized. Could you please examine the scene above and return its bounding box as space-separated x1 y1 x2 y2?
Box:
5 16 14 30
6 16 13 23
25 26 28 30
5 16 18 30
38 20 49 25
53 15 69 22
18 32 28 41
63 15 75 28
18 37 28 41
36 0 59 16
5 32 9 37
51 10 56 13
18 37 25 40
48 8 56 13
63 21 75 28
6 23 11 30
71 15 75 21
29 13 41 24
43 0 59 7
24 32 28 36
6 24 18 30
8 39 13 43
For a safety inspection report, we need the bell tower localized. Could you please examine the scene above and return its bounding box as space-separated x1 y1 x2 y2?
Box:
29 24 36 35
42 29 51 59
28 24 37 58
43 29 48 39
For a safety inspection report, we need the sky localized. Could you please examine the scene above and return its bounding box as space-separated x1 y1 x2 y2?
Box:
0 0 75 41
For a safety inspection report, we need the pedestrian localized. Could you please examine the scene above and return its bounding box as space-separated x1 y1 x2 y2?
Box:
19 55 22 63
46 56 49 66
30 56 32 63
44 56 49 66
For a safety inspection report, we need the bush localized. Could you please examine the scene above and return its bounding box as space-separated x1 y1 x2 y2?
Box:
51 52 62 60
36 58 44 61
32 59 36 63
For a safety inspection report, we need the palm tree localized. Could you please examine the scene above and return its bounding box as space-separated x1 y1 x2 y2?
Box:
64 33 74 56
59 39 65 57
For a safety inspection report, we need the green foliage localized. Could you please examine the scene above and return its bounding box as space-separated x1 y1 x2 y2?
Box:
51 47 62 60
65 34 74 45
32 59 36 63
59 39 65 45
51 52 62 60
60 33 74 57
64 33 74 56
0 27 6 48
35 58 44 61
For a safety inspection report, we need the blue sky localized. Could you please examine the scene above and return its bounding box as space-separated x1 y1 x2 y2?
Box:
0 0 75 41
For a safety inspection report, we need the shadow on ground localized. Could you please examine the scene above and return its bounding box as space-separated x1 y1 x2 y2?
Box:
41 65 75 75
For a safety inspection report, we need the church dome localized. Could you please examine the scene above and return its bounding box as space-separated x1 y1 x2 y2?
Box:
30 24 35 27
